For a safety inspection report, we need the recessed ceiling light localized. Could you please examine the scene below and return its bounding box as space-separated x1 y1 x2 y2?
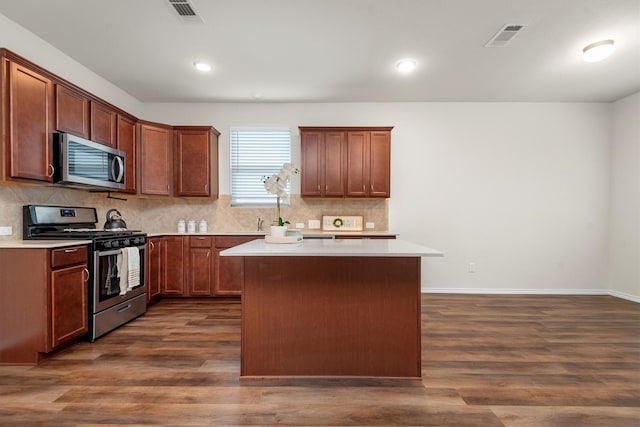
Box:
193 61 211 72
395 59 417 74
582 39 615 62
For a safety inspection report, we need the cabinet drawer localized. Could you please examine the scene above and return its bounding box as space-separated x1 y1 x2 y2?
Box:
51 246 88 268
189 236 213 247
214 235 261 248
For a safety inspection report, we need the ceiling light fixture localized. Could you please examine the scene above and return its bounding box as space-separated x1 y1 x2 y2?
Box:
193 61 211 72
582 39 615 62
395 59 417 74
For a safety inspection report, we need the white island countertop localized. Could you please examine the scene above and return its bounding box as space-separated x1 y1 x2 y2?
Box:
220 238 443 257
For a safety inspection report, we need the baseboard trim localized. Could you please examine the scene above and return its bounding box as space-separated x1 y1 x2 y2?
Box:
422 288 639 303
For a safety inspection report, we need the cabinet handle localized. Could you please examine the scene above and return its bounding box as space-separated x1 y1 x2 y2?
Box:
370 184 373 191
207 250 210 258
64 248 78 253
83 268 89 282
325 185 328 191
47 164 55 178
205 184 208 192
317 184 320 191
149 241 155 250
362 184 365 191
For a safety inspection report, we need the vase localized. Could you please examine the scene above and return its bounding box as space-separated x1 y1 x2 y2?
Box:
270 225 287 237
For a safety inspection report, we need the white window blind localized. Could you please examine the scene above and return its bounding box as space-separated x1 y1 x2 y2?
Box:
230 128 292 206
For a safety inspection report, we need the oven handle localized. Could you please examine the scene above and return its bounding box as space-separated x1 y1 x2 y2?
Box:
96 245 145 257
97 249 123 257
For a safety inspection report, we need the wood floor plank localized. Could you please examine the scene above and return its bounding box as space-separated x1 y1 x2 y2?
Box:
0 294 638 426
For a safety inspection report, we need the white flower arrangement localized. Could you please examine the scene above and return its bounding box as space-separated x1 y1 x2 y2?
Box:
263 163 300 226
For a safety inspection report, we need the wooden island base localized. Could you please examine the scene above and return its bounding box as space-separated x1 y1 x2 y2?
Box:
241 256 421 378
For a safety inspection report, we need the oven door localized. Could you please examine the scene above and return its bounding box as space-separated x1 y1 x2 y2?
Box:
93 245 146 313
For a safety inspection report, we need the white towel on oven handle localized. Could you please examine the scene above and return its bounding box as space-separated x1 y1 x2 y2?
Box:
125 246 140 292
116 247 140 295
116 249 128 296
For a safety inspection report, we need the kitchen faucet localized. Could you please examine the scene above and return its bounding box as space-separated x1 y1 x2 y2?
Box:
257 217 264 232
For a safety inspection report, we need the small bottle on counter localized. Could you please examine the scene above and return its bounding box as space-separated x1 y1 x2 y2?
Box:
177 219 186 233
187 219 196 233
199 219 208 233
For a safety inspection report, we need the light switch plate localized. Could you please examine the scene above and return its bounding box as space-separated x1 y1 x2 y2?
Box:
308 219 321 229
295 222 305 229
365 222 375 229
0 226 13 235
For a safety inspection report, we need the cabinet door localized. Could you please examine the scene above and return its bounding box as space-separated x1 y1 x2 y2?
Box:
162 236 185 295
214 236 261 295
300 131 323 196
90 101 117 148
139 123 172 196
117 115 137 194
369 130 391 197
174 127 211 197
55 85 89 138
323 131 346 197
6 62 54 182
189 247 213 295
50 264 88 349
147 237 163 301
346 131 369 197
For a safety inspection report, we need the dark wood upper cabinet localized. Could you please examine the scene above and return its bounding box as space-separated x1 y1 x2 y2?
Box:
174 126 219 198
117 115 137 194
55 85 89 138
346 131 369 197
4 60 54 182
301 126 390 198
1 49 219 197
300 129 346 197
139 121 172 196
368 130 391 197
90 101 117 148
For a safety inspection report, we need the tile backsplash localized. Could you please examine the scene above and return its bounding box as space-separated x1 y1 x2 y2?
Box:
0 184 388 240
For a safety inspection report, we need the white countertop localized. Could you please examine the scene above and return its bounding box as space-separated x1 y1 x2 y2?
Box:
0 240 92 249
148 231 398 238
220 238 443 257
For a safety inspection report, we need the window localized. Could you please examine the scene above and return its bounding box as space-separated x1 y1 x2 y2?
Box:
230 128 292 206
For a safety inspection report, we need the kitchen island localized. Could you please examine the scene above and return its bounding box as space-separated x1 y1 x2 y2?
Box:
220 238 443 379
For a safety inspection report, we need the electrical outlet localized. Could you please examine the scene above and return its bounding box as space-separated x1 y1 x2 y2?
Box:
468 262 476 273
0 226 13 236
365 222 375 229
295 222 305 229
308 219 321 229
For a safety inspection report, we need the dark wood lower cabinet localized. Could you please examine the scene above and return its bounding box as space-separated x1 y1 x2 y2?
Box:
0 245 88 365
147 237 163 302
148 234 261 297
214 236 261 296
188 236 214 296
161 236 186 295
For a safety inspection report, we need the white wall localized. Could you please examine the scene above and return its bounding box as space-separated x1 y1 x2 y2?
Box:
608 92 640 299
143 102 613 293
0 13 142 116
2 11 627 296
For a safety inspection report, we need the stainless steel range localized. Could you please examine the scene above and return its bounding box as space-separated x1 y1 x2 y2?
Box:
23 205 147 341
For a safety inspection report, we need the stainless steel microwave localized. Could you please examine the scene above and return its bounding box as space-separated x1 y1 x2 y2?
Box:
53 132 125 190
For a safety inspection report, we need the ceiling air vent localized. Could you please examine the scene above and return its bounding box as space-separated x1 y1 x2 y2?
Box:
485 24 524 47
166 0 204 23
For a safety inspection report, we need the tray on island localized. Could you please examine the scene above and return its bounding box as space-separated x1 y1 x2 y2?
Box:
265 235 303 244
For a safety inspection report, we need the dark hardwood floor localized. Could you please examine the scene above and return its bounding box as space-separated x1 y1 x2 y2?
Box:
0 294 638 426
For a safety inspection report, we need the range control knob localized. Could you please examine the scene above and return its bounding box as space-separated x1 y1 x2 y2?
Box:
111 240 120 248
123 239 130 246
102 241 112 249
